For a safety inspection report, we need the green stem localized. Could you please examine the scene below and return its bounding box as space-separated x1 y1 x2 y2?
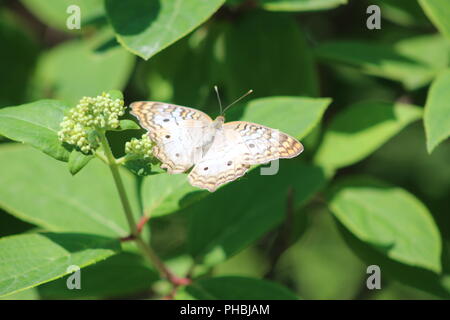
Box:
97 130 174 280
98 131 137 236
135 237 174 280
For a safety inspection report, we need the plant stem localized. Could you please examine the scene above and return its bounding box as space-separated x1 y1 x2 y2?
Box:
97 131 184 284
135 237 173 280
98 131 137 236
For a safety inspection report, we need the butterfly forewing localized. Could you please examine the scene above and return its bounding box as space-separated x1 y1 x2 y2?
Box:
224 121 304 164
188 121 303 191
130 102 213 173
188 126 251 192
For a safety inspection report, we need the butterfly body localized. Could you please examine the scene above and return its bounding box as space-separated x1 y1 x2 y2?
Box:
130 102 303 192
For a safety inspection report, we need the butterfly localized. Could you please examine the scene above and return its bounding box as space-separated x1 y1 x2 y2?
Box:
130 93 303 192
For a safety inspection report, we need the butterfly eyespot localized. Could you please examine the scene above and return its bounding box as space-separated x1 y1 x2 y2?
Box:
163 119 169 122
227 161 232 166
165 135 171 139
204 167 208 171
175 153 180 157
249 143 255 148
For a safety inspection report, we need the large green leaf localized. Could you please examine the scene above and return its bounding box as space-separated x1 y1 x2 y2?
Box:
419 0 450 40
177 276 298 300
235 96 332 139
105 0 224 60
187 161 326 265
373 0 431 27
38 252 158 298
328 177 442 273
0 232 120 297
316 37 449 90
0 288 39 300
259 0 347 11
68 150 94 175
338 223 450 299
141 174 206 218
314 101 422 170
0 145 140 237
224 12 319 100
424 69 450 153
140 96 330 218
21 0 105 31
0 100 70 161
33 30 134 106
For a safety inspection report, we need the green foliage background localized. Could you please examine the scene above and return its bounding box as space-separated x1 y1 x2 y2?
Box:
0 0 449 300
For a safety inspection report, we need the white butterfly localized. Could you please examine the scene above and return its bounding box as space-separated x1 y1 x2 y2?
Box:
130 99 303 192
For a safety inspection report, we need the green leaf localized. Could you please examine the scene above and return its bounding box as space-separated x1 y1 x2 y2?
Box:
224 12 319 99
0 145 140 237
373 0 431 27
115 119 141 131
314 101 422 170
424 69 450 153
38 252 158 298
0 211 33 238
259 0 347 12
316 37 449 90
328 177 442 273
177 276 298 300
33 30 134 106
68 150 94 175
107 89 124 101
338 223 450 299
105 0 225 60
419 0 450 40
234 96 332 139
0 100 70 161
0 288 39 300
0 232 120 297
141 174 207 218
187 161 326 265
21 0 105 32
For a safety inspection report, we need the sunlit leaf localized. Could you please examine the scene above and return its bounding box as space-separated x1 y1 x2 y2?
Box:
0 100 70 161
105 0 224 60
314 101 422 170
0 232 120 297
328 177 442 273
424 69 450 153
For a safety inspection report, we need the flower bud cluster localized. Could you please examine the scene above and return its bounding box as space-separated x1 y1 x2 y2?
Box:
125 134 153 159
58 93 125 153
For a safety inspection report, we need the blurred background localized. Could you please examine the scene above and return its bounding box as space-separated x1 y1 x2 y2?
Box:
0 0 449 299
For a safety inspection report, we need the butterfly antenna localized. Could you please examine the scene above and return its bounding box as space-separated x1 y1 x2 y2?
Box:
214 86 223 115
221 89 253 116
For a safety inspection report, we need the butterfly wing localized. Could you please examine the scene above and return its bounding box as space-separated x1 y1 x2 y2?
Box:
188 127 251 192
225 121 304 164
130 102 213 173
188 121 303 192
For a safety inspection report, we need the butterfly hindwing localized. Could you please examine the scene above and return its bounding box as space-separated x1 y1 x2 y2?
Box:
188 128 251 192
130 102 213 173
188 121 303 192
224 121 304 165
